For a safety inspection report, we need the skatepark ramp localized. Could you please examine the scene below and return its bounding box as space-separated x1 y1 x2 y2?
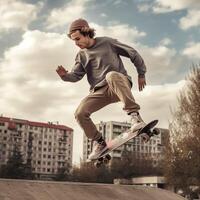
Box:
0 179 186 200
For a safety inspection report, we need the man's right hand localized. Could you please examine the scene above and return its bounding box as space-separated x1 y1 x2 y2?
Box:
56 65 68 79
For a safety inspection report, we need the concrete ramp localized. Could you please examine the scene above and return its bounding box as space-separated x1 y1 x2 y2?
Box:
0 179 186 200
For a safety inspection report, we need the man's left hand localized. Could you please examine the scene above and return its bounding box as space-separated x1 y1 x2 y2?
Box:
138 77 146 91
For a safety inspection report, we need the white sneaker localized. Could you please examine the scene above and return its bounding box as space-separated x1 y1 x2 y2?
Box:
130 112 146 132
88 140 107 160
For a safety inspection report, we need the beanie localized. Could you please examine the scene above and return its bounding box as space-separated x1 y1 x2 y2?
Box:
68 18 89 35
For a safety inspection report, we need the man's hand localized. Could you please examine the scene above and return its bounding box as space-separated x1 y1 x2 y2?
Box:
138 77 146 91
56 65 68 78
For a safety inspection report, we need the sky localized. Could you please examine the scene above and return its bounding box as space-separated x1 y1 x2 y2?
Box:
0 0 200 165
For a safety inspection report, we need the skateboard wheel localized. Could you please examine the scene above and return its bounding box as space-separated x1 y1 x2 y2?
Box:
141 133 150 143
95 161 102 168
103 158 110 164
106 154 111 160
103 156 110 164
152 128 160 135
98 157 104 162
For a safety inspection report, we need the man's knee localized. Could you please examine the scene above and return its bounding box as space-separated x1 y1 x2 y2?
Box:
106 71 121 82
74 107 89 121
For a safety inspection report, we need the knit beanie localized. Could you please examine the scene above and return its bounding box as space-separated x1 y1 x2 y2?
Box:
68 18 89 35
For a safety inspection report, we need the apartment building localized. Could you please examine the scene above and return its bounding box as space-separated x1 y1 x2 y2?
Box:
83 121 169 164
0 116 73 179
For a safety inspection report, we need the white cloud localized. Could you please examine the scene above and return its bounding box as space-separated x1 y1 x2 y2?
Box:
92 23 146 43
135 80 186 128
152 0 200 13
137 4 151 12
1 30 77 81
46 0 90 29
159 38 172 46
179 9 200 30
113 0 127 6
134 44 178 82
182 42 200 59
139 0 200 30
0 0 43 32
100 13 107 18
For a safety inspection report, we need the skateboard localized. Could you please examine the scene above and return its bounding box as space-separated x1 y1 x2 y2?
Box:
88 120 160 168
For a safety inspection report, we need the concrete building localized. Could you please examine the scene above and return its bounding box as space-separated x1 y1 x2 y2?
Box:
0 116 73 179
114 176 166 188
83 121 169 163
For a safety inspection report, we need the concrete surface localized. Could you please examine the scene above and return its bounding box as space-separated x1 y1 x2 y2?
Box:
0 179 186 200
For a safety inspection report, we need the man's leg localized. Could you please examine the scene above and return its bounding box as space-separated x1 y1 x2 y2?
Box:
105 71 140 114
74 85 118 141
106 71 146 131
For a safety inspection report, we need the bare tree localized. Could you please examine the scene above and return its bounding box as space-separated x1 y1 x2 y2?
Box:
165 66 200 197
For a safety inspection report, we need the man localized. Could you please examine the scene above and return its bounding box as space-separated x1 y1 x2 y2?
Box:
56 18 147 160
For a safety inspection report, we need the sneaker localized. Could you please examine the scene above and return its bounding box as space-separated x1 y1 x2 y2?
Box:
88 140 107 160
130 112 146 132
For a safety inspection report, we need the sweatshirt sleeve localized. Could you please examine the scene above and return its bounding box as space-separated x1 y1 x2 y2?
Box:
109 38 147 76
61 53 86 82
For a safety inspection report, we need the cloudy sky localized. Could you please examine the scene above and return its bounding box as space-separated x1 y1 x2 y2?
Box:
0 0 200 165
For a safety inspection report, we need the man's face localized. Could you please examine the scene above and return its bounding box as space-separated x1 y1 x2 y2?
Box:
70 30 90 49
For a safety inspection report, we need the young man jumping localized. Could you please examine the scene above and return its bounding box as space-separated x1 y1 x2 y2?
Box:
56 18 147 160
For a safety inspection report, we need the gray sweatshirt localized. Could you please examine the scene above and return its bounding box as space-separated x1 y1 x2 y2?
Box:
62 37 146 91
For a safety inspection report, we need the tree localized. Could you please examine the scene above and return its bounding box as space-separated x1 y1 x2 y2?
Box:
54 163 72 181
164 66 200 196
0 146 26 179
110 150 162 179
70 162 112 183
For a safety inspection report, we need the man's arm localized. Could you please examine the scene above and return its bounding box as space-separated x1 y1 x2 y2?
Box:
110 38 147 91
56 54 86 82
110 38 146 77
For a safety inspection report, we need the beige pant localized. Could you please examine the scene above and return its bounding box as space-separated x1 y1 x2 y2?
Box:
74 71 140 141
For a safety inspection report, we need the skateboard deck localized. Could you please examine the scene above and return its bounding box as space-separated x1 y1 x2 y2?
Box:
88 120 160 167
